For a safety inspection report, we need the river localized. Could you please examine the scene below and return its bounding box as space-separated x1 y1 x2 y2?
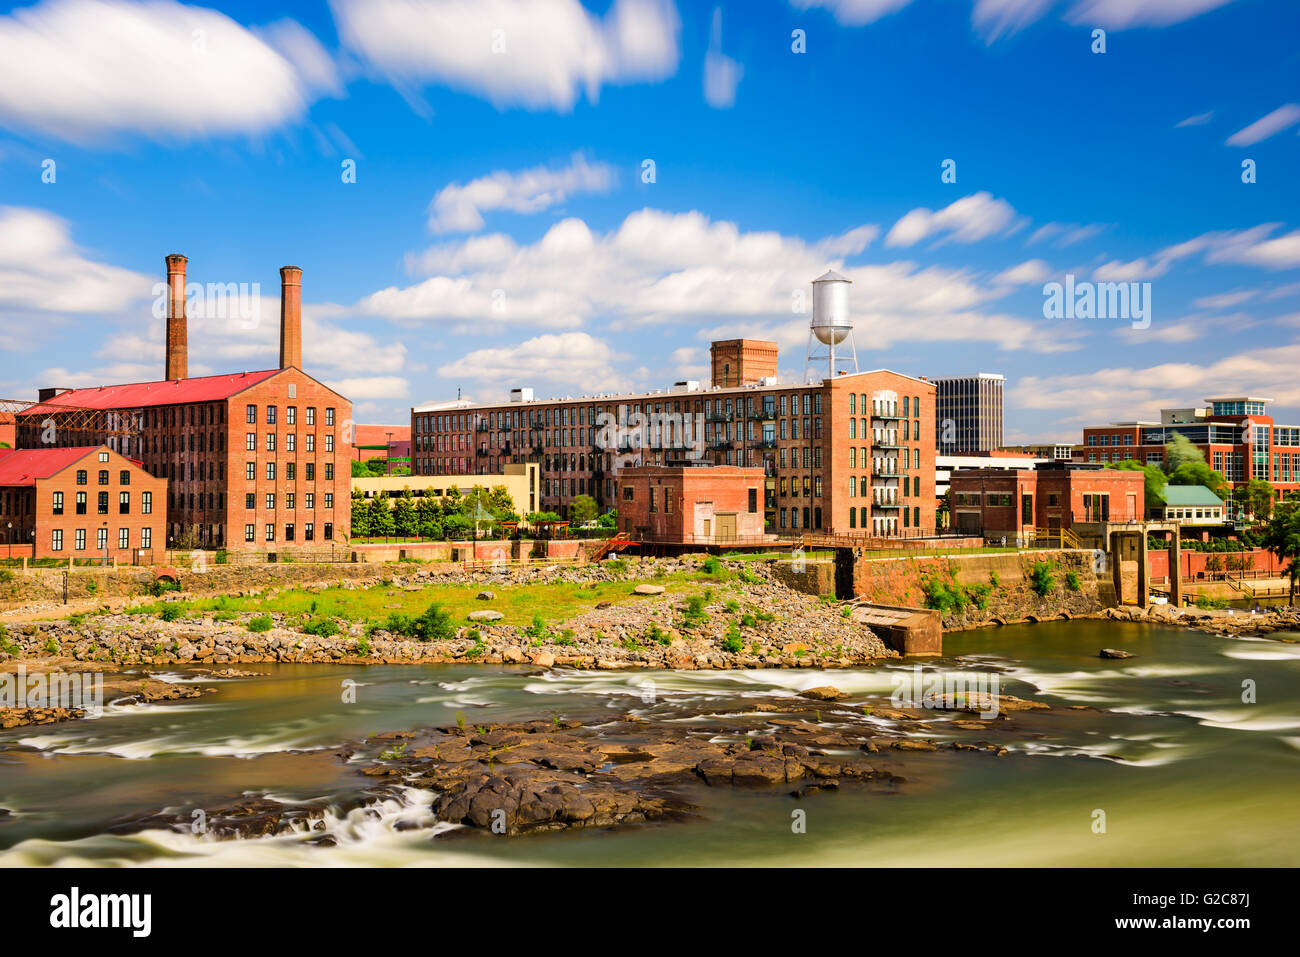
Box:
1 619 1297 866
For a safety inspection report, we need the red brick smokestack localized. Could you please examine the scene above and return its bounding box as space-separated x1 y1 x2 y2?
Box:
279 265 302 370
164 254 188 380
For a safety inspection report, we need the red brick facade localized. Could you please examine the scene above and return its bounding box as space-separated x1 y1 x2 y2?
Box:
949 465 1144 541
412 348 936 539
0 446 167 560
619 466 764 542
16 368 351 551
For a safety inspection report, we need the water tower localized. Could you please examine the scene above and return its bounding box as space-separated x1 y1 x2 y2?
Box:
804 269 858 381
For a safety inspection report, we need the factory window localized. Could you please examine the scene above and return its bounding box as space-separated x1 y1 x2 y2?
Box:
141 528 151 549
245 524 255 542
323 523 333 541
286 463 296 481
323 493 332 508
97 492 108 514
622 486 634 501
266 463 275 481
119 492 129 514
265 524 275 542
306 435 315 452
51 529 62 552
304 523 314 541
305 493 314 509
814 476 823 497
287 406 296 425
245 463 255 481
286 493 295 510
306 463 316 481
118 528 129 550
914 507 920 528
76 492 86 515
76 470 86 485
119 470 130 485
98 470 108 485
246 433 255 451
285 524 295 542
849 508 856 529
849 418 856 439
849 394 856 414
75 529 85 551
52 492 63 515
245 493 255 509
306 407 316 425
325 435 334 453
246 404 256 424
96 527 107 551
286 434 296 452
326 408 335 427
266 493 275 510
266 433 276 452
266 405 277 425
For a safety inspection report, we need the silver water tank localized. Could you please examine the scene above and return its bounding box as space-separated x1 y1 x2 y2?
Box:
811 269 852 345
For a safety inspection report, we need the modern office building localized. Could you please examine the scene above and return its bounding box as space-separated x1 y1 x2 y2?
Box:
933 373 1004 453
14 257 351 551
1074 395 1300 502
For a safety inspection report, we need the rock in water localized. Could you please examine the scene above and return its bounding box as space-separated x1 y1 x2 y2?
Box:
1099 648 1135 659
799 686 848 701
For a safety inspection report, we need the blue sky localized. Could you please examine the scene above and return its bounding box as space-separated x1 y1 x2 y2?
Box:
1 0 1298 441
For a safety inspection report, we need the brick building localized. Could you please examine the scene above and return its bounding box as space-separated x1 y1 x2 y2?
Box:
1075 396 1300 508
618 465 765 542
949 463 1145 544
0 446 166 560
412 348 936 538
14 257 351 552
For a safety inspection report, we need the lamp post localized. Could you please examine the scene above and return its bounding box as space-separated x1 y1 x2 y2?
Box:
6 521 11 560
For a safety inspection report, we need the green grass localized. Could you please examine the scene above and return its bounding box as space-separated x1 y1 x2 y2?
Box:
113 572 725 634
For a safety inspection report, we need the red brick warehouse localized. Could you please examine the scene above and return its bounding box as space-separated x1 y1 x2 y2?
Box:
0 445 167 561
15 257 351 552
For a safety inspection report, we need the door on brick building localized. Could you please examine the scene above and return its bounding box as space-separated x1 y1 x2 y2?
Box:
716 513 736 542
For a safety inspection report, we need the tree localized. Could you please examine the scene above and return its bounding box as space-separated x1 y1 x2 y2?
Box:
391 488 417 537
350 459 370 478
368 495 394 538
1164 431 1203 473
570 494 598 524
416 493 443 540
1107 459 1168 512
350 491 370 538
597 508 617 529
1232 478 1277 523
1261 501 1300 606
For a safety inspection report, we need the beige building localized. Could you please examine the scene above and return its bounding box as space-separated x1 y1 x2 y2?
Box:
352 462 538 517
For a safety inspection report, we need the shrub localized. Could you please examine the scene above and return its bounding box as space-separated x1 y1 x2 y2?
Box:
1029 561 1056 597
702 556 722 576
682 594 709 626
247 615 274 633
524 612 549 639
921 578 967 614
966 583 992 610
724 599 740 613
386 602 456 642
721 622 743 653
302 617 340 638
840 606 852 618
145 578 180 597
988 571 1000 587
740 612 756 628
158 604 183 622
1064 570 1081 592
605 558 627 575
356 635 372 657
464 641 487 659
44 638 60 655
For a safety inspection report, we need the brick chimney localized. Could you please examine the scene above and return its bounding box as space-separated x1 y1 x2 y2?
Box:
164 254 188 380
279 265 302 370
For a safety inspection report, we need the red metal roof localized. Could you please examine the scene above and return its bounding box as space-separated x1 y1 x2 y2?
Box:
0 446 103 486
17 369 281 415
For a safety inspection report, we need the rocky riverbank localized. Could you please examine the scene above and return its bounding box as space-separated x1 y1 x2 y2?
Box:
102 683 1085 840
0 559 895 671
1099 602 1300 638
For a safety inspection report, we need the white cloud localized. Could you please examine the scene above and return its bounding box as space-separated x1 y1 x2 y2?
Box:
1094 223 1300 280
0 206 151 313
0 0 335 143
330 0 680 112
436 332 629 394
971 0 1054 44
703 7 743 108
1226 103 1300 147
1027 221 1106 247
427 153 616 233
1193 289 1256 309
788 0 914 26
1175 110 1214 127
327 375 410 400
1064 0 1239 30
994 259 1052 285
1015 340 1300 428
885 192 1021 247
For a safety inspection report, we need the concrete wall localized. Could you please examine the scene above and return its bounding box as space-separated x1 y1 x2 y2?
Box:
847 548 1107 629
